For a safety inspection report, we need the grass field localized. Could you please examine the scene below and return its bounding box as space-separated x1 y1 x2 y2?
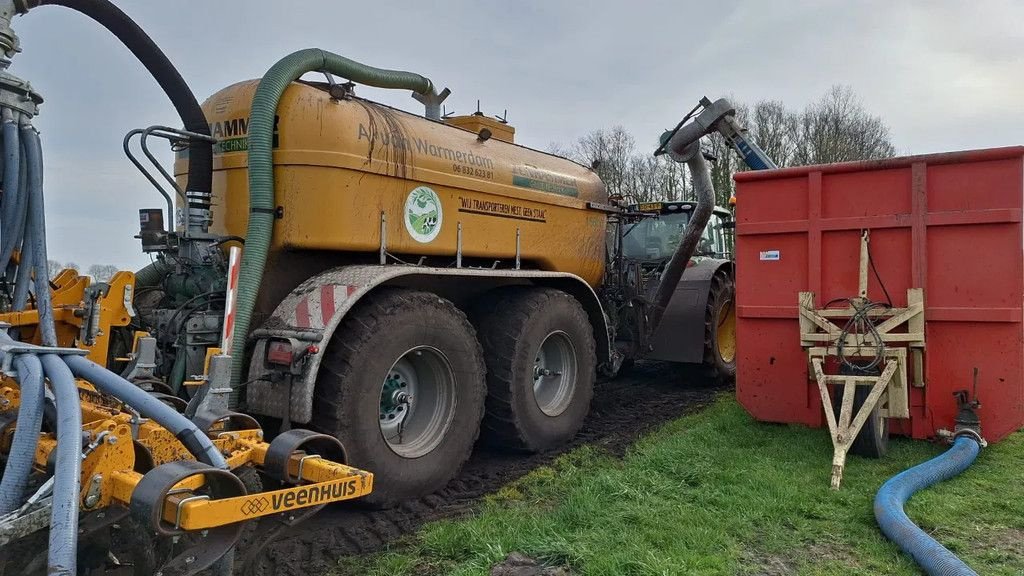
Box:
335 395 1024 576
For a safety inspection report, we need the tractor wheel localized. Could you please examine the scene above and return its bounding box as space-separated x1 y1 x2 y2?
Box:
473 288 596 452
832 365 888 458
312 288 486 506
701 271 737 384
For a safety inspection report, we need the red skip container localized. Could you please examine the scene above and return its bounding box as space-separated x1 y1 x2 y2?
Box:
734 146 1024 443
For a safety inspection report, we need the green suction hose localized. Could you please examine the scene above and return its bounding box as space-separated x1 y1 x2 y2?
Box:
231 48 440 395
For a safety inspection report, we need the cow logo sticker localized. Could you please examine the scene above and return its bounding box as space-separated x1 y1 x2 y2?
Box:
405 186 443 243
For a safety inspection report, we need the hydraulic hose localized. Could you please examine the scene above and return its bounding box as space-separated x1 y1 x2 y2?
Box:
0 353 44 514
17 0 213 197
3 119 28 276
11 213 31 310
22 125 55 345
232 48 439 389
874 435 982 576
39 353 81 576
0 112 18 266
63 354 227 469
649 147 715 334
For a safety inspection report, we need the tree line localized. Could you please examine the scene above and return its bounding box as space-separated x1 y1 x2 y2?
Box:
47 260 120 282
551 85 896 207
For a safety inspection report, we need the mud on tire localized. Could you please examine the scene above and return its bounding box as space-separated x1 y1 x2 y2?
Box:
701 271 737 384
473 287 596 452
311 288 486 506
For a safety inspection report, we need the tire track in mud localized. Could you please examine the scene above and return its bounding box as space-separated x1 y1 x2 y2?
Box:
249 362 726 576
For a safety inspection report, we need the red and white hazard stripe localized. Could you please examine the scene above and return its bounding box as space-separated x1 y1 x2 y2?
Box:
220 246 242 355
293 284 357 329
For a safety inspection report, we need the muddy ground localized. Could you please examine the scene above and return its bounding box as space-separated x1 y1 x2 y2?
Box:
247 362 725 576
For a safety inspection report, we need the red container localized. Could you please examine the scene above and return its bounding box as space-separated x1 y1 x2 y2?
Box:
734 146 1024 443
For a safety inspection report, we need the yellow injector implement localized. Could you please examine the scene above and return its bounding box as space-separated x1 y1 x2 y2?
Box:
0 3 374 572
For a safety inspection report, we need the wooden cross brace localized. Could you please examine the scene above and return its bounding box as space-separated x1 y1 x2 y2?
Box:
811 357 898 489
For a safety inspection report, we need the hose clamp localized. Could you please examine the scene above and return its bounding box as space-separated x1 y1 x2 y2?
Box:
0 342 88 376
952 428 987 448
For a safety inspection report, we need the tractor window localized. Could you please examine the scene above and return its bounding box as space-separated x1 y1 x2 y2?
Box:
699 213 730 257
620 212 690 261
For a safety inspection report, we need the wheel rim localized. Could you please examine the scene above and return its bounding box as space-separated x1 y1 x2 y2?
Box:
532 331 578 417
379 346 457 458
716 297 737 364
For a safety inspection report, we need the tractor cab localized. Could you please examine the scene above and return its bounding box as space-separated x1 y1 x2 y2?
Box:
619 201 733 265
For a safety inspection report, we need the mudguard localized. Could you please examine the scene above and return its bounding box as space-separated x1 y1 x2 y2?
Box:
646 258 732 364
245 264 609 423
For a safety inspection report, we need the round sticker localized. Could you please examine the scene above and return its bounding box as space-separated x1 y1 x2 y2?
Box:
404 186 443 243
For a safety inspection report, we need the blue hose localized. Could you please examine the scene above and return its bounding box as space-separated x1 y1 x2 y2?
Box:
40 353 81 576
0 354 44 514
874 435 981 576
0 117 18 260
22 126 56 346
63 355 227 469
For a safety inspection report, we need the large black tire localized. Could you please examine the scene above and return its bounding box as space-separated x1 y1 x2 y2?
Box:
312 288 486 506
832 365 888 458
701 271 737 384
473 287 596 452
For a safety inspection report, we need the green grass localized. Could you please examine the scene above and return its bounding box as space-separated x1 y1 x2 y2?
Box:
335 396 1024 576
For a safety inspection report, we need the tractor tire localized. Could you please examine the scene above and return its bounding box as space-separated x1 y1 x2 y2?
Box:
832 365 888 458
701 271 737 384
473 287 596 452
312 288 486 506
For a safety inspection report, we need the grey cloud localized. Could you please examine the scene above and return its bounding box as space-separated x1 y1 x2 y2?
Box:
3 0 1019 267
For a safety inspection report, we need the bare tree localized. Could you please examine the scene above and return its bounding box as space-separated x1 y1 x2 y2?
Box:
47 260 63 278
557 126 637 198
657 157 690 202
64 262 80 272
553 128 694 204
750 100 798 168
792 85 895 165
87 264 120 282
704 101 749 206
551 86 894 208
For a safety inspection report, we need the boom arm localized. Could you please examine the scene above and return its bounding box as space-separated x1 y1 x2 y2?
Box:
656 97 777 170
646 96 776 338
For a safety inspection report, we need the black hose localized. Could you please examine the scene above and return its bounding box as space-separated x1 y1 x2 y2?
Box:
18 0 212 196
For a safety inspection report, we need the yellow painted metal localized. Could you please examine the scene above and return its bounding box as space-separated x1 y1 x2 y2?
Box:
28 389 372 528
444 114 516 144
0 269 134 364
183 347 222 388
174 80 609 286
717 299 736 364
168 470 371 529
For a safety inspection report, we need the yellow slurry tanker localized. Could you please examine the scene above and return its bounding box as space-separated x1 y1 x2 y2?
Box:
0 2 743 573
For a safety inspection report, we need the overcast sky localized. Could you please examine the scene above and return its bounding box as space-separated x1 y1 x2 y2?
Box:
7 0 1023 269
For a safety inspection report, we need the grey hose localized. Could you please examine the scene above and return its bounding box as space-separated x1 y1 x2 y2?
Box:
650 145 715 334
0 353 44 514
39 353 82 576
12 220 32 310
22 126 55 345
2 129 28 276
63 355 227 469
0 113 17 257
